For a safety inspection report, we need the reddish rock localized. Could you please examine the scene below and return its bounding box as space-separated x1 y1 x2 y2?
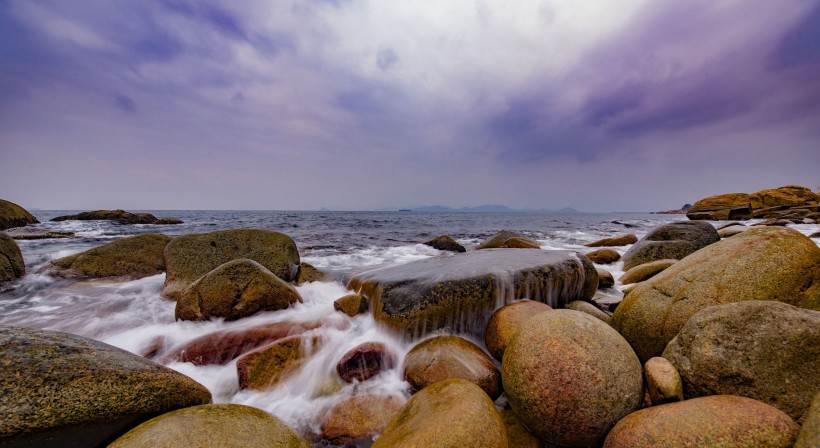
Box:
586 248 621 264
236 335 321 391
484 299 553 361
336 342 397 383
319 394 405 444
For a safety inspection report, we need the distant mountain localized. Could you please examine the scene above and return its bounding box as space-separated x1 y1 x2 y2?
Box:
406 205 582 213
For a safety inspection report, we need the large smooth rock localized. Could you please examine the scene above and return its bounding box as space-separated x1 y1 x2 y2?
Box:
52 234 171 279
108 404 307 448
319 394 405 445
612 227 820 362
372 379 508 448
175 259 301 322
585 248 620 264
0 232 25 285
423 235 466 253
0 326 211 447
484 299 553 361
662 301 820 422
0 199 39 230
602 395 799 448
502 310 643 447
618 259 676 285
163 229 300 299
403 335 501 400
750 185 819 211
347 249 597 336
796 393 820 448
336 342 397 383
620 221 719 271
686 192 752 220
51 209 182 225
584 233 637 247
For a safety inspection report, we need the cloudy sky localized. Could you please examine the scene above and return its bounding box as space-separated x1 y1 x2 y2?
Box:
1 0 819 211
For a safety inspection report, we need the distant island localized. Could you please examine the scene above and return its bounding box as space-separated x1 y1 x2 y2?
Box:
395 205 582 213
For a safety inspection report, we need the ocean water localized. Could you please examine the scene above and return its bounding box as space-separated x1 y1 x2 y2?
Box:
2 210 817 443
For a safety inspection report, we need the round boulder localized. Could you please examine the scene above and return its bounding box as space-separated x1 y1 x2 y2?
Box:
176 259 301 322
109 404 308 448
585 248 620 264
618 259 676 285
603 395 798 448
662 301 820 422
336 342 397 383
620 221 719 271
0 198 39 230
404 335 501 399
372 379 508 448
0 232 25 285
52 234 171 279
333 293 368 317
502 309 643 447
476 230 524 249
644 357 683 406
424 235 466 253
596 268 614 289
584 233 638 247
564 300 611 324
319 394 405 445
501 237 541 249
485 299 552 361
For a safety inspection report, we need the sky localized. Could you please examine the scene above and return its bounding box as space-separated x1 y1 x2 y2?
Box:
1 0 819 212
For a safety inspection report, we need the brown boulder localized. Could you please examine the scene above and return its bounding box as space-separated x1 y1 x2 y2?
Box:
0 232 24 286
500 408 544 448
0 199 39 230
796 393 820 448
52 234 170 279
423 235 466 253
585 248 620 264
564 300 611 324
596 268 614 289
619 259 676 285
484 299 553 361
644 357 683 406
336 342 397 383
333 293 368 317
620 221 719 271
750 185 818 210
501 236 541 249
476 230 524 249
686 192 752 220
319 394 405 445
296 262 329 285
236 335 320 390
584 233 637 247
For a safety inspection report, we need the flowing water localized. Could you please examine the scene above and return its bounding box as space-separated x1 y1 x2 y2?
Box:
2 210 817 443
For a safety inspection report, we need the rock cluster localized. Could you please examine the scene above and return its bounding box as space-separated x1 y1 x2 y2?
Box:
687 184 819 221
51 209 183 225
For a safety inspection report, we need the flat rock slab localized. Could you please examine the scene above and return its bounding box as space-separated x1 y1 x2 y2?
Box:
348 249 597 336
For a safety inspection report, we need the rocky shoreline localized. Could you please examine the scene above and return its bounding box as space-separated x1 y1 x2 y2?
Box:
0 197 818 447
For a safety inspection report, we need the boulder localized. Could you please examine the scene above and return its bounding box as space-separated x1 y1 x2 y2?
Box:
686 192 752 220
0 199 39 230
333 293 368 317
0 232 25 285
3 228 75 240
319 394 405 445
296 262 329 285
163 229 300 299
618 259 676 285
502 310 643 447
336 342 397 383
718 224 749 238
424 235 466 253
484 299 553 361
51 209 182 225
476 230 524 249
596 268 614 289
372 379 508 448
662 301 820 422
612 227 820 362
796 393 820 448
620 221 719 271
750 185 819 210
585 248 620 264
584 233 638 247
564 300 611 324
236 335 319 391
347 249 597 336
403 335 500 399
175 259 301 322
51 234 170 279
644 357 683 406
501 237 541 249
0 326 211 447
602 395 799 448
500 408 544 448
108 404 308 448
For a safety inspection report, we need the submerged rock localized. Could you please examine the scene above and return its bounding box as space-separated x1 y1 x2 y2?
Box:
0 326 211 447
424 235 466 253
612 227 820 362
163 229 300 299
347 249 597 336
336 342 397 383
620 221 719 271
0 199 39 230
319 394 405 445
502 309 643 447
372 379 508 448
663 301 820 422
236 335 320 391
175 259 301 322
0 232 25 286
602 395 799 448
484 299 552 361
109 404 308 448
584 233 638 247
51 209 182 225
52 234 171 279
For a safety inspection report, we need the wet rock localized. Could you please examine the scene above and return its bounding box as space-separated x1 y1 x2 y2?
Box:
51 234 171 279
584 233 638 247
602 395 799 448
0 199 39 230
336 342 397 383
404 335 501 399
0 232 25 286
811 231 820 238
0 326 211 447
236 335 319 391
296 262 329 285
644 357 683 406
501 236 541 249
620 221 719 271
424 235 466 253
618 259 676 285
596 268 614 289
51 209 182 225
796 393 820 448
750 185 819 210
662 301 820 422
3 228 74 240
109 404 308 448
484 299 552 361
333 293 368 317
564 300 611 324
502 309 643 447
476 229 524 249
163 229 300 299
175 259 301 322
319 394 405 445
686 192 752 220
372 379 508 448
717 224 749 238
585 248 620 264
348 249 597 336
500 408 544 448
612 227 820 362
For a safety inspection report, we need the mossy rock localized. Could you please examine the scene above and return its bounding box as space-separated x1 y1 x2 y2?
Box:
163 229 300 299
372 379 508 448
109 404 308 448
584 233 637 247
618 259 676 285
620 221 719 271
319 394 405 445
485 299 552 361
0 232 24 285
424 235 466 253
612 227 820 362
750 185 818 210
0 199 39 230
175 259 301 321
0 326 211 447
602 395 799 448
52 234 170 279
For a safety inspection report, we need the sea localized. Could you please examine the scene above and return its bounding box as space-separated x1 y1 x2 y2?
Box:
2 210 818 443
